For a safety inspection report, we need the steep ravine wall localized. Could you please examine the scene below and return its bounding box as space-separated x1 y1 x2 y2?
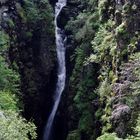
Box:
65 0 140 140
0 0 72 139
1 0 140 140
0 0 57 139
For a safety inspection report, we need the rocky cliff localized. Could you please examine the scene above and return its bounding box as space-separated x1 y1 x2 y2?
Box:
0 0 56 138
65 0 140 140
0 0 140 140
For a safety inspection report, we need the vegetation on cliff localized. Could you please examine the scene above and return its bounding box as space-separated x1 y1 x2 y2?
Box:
0 0 55 139
0 30 37 139
66 0 140 140
0 0 140 140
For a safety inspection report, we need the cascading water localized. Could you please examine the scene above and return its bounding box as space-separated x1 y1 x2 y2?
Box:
43 0 67 140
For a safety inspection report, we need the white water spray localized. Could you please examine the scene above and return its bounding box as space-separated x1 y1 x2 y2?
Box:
43 0 67 140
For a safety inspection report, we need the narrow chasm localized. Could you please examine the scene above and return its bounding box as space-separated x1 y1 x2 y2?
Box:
1 0 140 140
42 1 69 140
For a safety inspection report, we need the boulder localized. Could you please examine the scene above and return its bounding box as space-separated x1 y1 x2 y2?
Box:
110 104 131 138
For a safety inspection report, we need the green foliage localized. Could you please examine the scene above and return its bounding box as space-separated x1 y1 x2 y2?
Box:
97 115 140 140
97 133 121 140
128 34 140 53
0 31 19 93
0 56 19 92
96 77 112 133
85 22 118 135
70 60 97 139
23 0 53 26
115 22 127 37
0 0 55 139
67 0 140 140
74 12 99 42
70 44 98 138
95 108 103 119
0 31 9 51
72 63 97 138
0 91 18 111
0 28 37 139
98 78 112 98
23 0 38 23
126 116 140 139
0 111 37 140
78 110 93 134
87 20 116 65
18 0 54 43
66 10 99 45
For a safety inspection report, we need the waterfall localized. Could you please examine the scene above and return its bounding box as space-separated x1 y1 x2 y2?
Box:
43 0 67 140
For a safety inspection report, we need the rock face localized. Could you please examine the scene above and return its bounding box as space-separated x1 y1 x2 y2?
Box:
111 59 140 137
0 0 56 138
64 0 140 140
48 0 57 6
1 0 140 140
111 104 131 137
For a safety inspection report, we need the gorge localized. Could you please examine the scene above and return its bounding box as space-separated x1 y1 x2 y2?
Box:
0 0 140 140
43 0 67 140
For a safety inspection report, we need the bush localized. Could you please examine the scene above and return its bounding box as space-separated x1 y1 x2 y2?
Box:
0 22 36 140
0 31 9 51
0 91 18 111
0 111 37 140
87 20 116 65
0 56 19 92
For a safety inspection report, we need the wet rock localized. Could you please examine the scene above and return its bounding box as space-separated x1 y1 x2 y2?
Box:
113 82 131 96
110 104 131 138
48 0 57 6
57 6 69 28
111 59 140 137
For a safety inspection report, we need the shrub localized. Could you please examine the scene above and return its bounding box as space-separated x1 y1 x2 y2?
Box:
0 110 37 140
0 31 9 51
0 91 18 111
0 56 19 92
